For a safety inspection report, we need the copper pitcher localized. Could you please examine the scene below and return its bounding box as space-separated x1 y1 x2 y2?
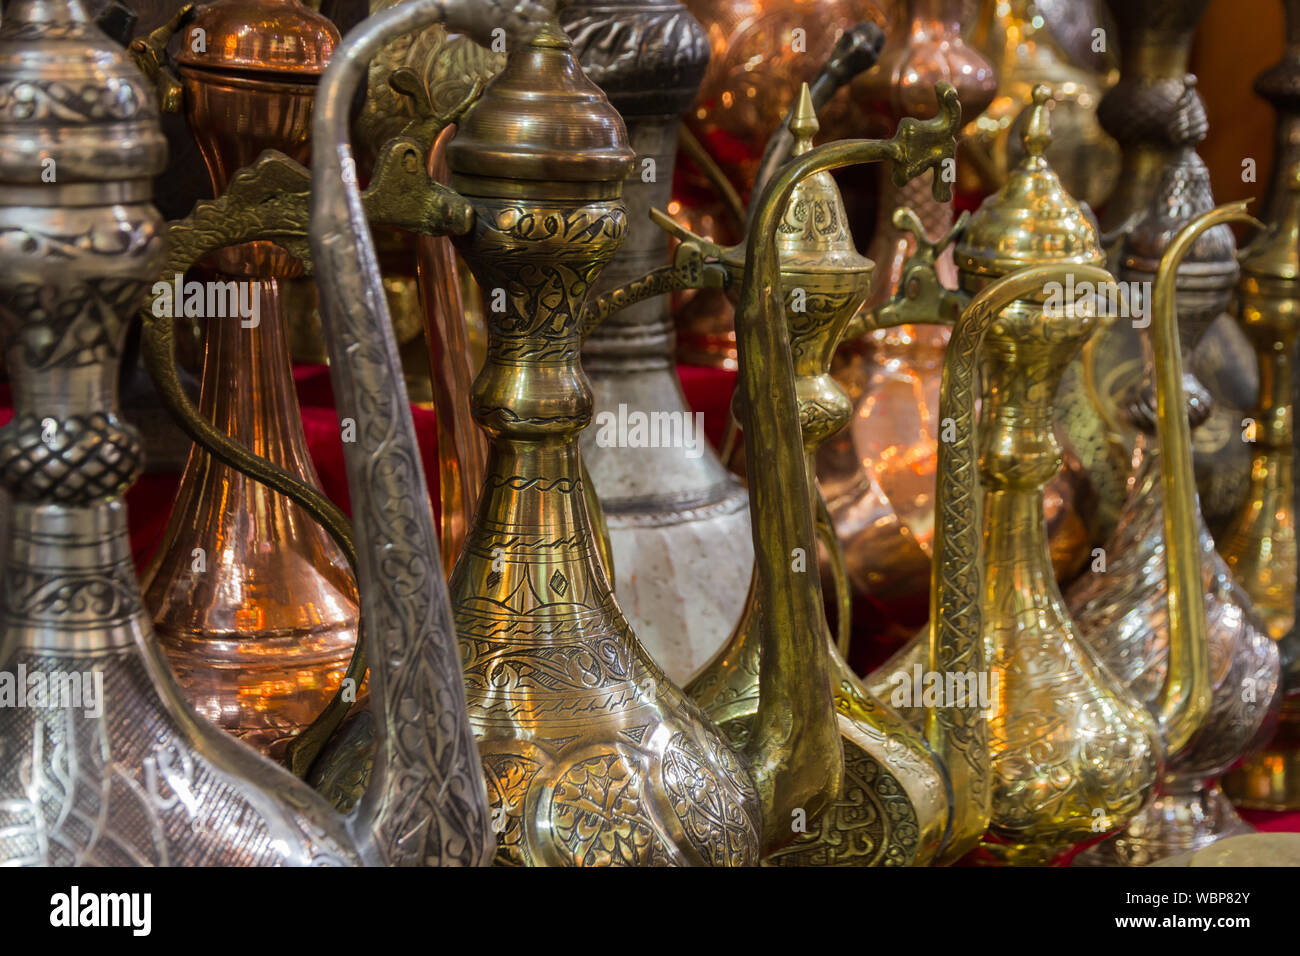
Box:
0 0 498 866
138 0 360 760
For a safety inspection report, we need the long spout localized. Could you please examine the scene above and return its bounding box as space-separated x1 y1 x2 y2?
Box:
736 84 960 846
308 0 533 866
925 262 1113 863
1150 202 1260 754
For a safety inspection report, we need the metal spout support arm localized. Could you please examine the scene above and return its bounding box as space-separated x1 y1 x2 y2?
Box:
850 207 970 337
735 82 961 847
1150 202 1262 754
306 0 551 867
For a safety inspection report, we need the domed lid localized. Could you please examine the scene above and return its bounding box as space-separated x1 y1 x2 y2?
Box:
1123 77 1236 285
174 0 337 77
769 84 872 276
956 85 1104 281
447 17 634 201
0 0 167 186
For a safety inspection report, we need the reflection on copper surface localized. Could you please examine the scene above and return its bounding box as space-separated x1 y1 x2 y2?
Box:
419 124 487 574
673 0 887 368
142 0 358 761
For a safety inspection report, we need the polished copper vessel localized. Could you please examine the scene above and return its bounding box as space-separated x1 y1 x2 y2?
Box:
672 0 886 368
0 0 492 867
816 0 999 653
138 0 359 760
1066 85 1281 864
561 0 754 682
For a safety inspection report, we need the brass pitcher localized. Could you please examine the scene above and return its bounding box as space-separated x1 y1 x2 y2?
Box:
688 87 952 866
868 87 1216 864
137 0 360 760
1066 83 1281 864
306 4 858 864
0 0 493 866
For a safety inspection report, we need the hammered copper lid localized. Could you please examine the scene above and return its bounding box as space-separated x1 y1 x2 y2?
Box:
0 0 167 186
173 0 337 77
956 85 1104 281
446 17 634 200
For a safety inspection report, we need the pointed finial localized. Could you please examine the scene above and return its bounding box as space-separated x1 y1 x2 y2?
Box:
1023 84 1053 160
790 82 819 156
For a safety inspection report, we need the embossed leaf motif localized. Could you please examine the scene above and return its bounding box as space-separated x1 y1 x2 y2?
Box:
662 733 759 867
550 754 657 866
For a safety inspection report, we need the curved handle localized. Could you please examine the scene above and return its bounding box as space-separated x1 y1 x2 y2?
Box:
309 0 543 866
1150 202 1263 754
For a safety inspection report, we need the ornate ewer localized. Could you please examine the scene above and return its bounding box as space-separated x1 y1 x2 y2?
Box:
0 0 492 866
1223 0 1300 813
441 12 873 865
1066 83 1281 865
134 0 360 760
868 88 1214 864
304 6 859 864
555 0 751 682
687 87 968 866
